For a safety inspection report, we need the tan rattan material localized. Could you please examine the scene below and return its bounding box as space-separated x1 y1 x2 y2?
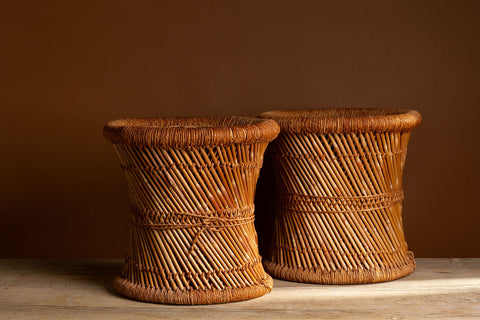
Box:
259 108 422 284
104 116 279 304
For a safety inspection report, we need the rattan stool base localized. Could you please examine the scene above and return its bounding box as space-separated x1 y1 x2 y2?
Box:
264 252 415 284
114 275 273 305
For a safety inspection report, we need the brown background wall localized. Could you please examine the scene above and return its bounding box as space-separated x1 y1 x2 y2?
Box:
1 1 479 258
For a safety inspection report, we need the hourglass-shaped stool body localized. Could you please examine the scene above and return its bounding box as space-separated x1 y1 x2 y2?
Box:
259 109 421 284
104 117 279 304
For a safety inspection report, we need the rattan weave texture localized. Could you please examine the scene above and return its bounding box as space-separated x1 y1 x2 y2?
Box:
259 108 421 284
104 116 279 304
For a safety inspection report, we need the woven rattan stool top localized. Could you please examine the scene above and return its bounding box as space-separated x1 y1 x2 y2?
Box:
260 108 421 134
104 116 280 147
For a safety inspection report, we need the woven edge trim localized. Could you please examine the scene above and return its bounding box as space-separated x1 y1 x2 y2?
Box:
113 274 273 305
104 116 280 147
263 252 415 284
259 108 422 134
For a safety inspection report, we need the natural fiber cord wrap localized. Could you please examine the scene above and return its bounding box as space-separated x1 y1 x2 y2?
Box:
104 116 280 147
259 108 421 284
104 117 279 304
260 108 421 134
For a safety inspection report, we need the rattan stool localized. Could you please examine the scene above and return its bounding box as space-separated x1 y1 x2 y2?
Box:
104 117 279 304
259 109 421 284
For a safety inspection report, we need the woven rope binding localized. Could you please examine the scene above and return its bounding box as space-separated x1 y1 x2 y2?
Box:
104 116 280 147
260 108 421 134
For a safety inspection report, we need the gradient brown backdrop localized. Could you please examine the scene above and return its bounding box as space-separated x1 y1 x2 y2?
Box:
1 1 479 258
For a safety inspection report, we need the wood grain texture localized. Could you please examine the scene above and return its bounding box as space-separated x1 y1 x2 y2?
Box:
0 259 479 319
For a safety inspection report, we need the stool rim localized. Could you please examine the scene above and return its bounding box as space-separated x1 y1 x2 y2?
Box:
259 108 422 134
104 116 280 147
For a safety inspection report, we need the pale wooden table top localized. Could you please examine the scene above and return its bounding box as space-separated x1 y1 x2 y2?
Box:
0 258 479 319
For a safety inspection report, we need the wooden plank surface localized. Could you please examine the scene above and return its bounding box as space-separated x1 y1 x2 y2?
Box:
0 259 479 319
